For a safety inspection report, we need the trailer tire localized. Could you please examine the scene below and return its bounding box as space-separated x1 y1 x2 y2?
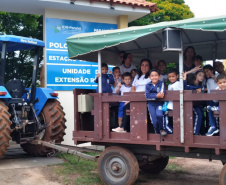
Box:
98 146 139 185
219 164 226 185
21 99 66 156
0 100 12 159
139 156 169 174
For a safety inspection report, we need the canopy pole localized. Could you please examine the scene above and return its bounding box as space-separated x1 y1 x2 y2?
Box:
179 50 184 143
0 42 7 86
98 51 102 93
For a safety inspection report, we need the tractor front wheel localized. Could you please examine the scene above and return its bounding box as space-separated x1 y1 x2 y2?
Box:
0 101 12 159
21 99 66 156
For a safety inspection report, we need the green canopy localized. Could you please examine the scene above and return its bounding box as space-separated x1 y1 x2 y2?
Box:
67 15 226 65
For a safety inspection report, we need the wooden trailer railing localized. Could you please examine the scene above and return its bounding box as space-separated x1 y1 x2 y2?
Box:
73 89 226 157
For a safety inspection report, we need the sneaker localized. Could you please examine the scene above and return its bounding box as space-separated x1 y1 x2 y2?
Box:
206 126 219 136
160 130 167 136
112 127 126 133
207 106 219 112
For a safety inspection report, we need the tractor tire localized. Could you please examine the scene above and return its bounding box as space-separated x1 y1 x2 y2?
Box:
21 99 66 156
139 156 169 174
98 146 139 185
0 100 12 159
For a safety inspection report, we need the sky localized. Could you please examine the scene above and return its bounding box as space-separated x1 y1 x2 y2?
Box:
184 0 226 18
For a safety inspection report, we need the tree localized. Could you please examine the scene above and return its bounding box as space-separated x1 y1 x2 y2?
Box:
0 12 43 87
129 0 194 26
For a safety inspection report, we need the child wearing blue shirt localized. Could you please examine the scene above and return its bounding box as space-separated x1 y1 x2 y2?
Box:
203 64 219 136
145 69 166 136
94 63 114 93
183 71 205 135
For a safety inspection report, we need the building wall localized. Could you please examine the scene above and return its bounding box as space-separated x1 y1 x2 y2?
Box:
43 8 127 145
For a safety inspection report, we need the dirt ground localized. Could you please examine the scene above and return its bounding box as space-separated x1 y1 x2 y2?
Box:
0 157 222 185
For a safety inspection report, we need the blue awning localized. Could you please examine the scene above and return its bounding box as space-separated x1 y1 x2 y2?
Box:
0 35 45 52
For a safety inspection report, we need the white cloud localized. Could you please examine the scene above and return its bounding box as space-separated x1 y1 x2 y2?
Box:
184 0 226 18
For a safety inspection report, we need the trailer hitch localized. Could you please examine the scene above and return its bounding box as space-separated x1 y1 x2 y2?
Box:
33 140 99 162
30 98 46 133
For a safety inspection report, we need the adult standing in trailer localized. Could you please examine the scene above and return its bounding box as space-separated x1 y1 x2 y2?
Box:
183 46 196 71
112 59 152 132
119 53 137 75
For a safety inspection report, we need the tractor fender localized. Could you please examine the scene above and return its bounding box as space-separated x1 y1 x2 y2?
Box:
34 88 58 116
0 86 12 101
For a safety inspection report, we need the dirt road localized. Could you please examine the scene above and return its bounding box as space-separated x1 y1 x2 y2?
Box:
0 157 222 185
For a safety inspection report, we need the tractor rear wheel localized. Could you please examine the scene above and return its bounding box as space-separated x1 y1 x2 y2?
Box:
139 155 169 174
98 146 139 185
0 100 12 159
21 99 66 156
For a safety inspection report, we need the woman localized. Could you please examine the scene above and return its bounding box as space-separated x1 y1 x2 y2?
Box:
112 58 152 132
119 53 136 75
183 46 196 72
131 58 152 92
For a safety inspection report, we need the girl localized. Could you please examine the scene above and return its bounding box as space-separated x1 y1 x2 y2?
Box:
184 70 205 135
203 64 219 136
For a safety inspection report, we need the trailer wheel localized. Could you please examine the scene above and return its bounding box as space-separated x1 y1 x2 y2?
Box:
0 100 12 159
139 156 169 174
219 164 226 185
21 99 66 156
98 146 139 185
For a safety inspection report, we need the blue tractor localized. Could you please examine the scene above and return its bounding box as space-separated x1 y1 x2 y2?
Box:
0 35 66 158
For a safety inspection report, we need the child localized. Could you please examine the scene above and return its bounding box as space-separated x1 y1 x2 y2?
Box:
207 74 226 111
131 69 137 83
194 55 203 68
145 69 166 136
183 71 205 135
215 61 225 76
94 63 114 93
157 60 168 83
164 68 180 134
203 64 219 136
112 67 121 93
112 72 132 132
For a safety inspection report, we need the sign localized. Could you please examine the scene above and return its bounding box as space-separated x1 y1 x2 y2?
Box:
45 18 117 90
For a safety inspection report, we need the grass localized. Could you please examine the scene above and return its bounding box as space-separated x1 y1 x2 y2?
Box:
52 153 184 185
166 162 184 172
54 152 103 185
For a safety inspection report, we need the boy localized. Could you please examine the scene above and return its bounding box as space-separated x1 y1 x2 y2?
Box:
194 55 203 68
145 69 166 136
112 67 121 93
207 74 226 111
94 63 114 93
203 64 219 136
112 72 132 132
164 68 180 134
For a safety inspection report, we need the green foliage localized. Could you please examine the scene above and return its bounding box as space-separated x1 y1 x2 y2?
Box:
0 12 43 87
129 0 194 26
166 62 177 73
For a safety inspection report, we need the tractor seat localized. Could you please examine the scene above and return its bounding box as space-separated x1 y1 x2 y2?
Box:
5 79 25 98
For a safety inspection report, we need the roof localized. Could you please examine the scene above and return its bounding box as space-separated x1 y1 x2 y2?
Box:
90 0 158 12
0 35 45 52
66 15 226 64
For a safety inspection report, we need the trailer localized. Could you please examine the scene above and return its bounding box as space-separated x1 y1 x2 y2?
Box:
67 15 226 185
